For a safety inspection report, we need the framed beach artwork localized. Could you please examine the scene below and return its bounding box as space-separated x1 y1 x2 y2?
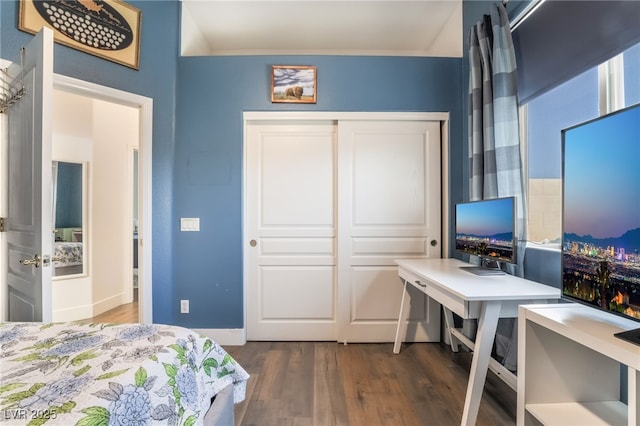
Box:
19 0 142 70
271 65 317 103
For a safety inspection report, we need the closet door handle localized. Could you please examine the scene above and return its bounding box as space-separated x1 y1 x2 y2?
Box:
249 240 257 247
430 239 438 247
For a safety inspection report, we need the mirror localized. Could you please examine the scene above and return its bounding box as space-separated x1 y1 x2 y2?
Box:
52 161 85 277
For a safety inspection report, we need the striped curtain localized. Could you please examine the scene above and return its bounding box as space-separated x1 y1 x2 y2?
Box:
466 2 526 372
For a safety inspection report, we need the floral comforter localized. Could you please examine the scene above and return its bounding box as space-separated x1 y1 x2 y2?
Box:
0 322 249 425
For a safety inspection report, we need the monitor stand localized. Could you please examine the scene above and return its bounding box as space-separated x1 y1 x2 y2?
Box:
613 328 640 347
459 266 505 276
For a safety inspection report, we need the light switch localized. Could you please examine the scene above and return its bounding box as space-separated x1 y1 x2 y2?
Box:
180 217 200 232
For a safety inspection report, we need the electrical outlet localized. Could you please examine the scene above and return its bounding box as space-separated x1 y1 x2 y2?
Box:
180 299 189 314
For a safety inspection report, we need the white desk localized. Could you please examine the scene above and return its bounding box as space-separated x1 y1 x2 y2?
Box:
393 258 561 426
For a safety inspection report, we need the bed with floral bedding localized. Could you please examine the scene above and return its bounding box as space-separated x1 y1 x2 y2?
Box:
0 322 249 425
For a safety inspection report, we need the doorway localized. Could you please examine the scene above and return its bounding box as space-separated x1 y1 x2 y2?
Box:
51 89 139 322
0 72 153 323
51 74 153 324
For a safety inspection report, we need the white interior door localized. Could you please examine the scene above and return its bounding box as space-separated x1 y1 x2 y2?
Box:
7 28 54 322
337 120 442 342
245 122 337 340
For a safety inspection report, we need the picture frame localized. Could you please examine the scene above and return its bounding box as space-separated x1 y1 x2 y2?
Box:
19 0 142 70
271 65 317 103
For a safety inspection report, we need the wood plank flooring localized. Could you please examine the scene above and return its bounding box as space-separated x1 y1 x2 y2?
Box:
225 341 516 426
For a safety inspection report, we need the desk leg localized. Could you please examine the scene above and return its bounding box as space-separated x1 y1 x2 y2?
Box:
442 307 459 352
393 279 412 354
461 301 501 426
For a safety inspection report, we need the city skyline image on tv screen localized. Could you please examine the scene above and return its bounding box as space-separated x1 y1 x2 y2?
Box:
562 103 640 321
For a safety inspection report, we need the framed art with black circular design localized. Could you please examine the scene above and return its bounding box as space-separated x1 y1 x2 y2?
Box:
19 0 141 70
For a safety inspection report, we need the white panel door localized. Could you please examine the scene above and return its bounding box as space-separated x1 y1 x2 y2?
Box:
246 122 337 340
337 120 442 342
7 28 54 322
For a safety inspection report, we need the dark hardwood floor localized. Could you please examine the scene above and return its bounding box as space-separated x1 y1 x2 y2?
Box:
225 341 516 426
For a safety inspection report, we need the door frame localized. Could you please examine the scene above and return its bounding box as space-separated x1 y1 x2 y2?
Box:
0 58 11 321
52 74 153 323
242 111 450 340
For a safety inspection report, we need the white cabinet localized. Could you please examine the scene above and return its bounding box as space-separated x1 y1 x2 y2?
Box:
518 304 640 426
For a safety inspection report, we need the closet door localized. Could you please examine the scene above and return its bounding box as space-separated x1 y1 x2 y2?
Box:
245 122 337 340
337 121 442 343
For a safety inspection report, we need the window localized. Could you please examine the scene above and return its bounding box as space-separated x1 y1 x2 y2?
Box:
524 40 640 245
624 43 640 107
525 69 598 244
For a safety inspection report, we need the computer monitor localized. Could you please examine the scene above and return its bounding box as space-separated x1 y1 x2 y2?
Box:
455 197 516 275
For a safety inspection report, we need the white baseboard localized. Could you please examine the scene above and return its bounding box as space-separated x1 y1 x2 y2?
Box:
52 304 93 322
52 293 128 322
193 328 247 346
93 293 127 317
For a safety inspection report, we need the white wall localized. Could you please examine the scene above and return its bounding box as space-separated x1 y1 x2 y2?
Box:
92 99 138 313
180 5 211 56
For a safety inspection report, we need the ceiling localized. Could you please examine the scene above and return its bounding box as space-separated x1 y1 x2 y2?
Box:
180 0 463 57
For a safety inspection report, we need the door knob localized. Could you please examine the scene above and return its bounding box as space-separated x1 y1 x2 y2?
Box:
20 254 41 268
250 240 257 247
430 239 438 247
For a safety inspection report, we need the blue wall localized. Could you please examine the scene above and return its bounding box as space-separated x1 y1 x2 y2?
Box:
174 55 463 328
0 0 563 327
1 1 465 328
1 0 179 322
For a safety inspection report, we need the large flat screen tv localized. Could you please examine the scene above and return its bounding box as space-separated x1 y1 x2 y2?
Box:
562 102 640 345
455 197 516 275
